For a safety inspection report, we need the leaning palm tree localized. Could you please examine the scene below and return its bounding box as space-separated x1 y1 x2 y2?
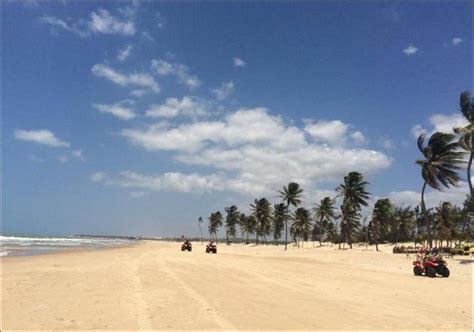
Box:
369 198 393 251
292 207 312 248
313 197 337 246
454 91 474 195
336 172 370 249
208 211 223 243
416 132 465 247
279 182 303 250
272 203 286 245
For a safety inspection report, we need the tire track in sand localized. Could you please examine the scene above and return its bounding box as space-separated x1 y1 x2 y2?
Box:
156 252 236 330
131 251 153 330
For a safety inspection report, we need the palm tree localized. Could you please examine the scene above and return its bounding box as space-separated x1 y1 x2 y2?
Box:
416 132 465 247
313 197 337 246
340 206 360 249
454 91 474 195
224 205 239 245
433 202 457 247
198 216 204 243
279 182 303 250
272 203 286 245
239 213 256 244
393 207 415 245
250 198 272 245
208 211 223 243
292 207 312 248
337 172 370 249
368 198 393 251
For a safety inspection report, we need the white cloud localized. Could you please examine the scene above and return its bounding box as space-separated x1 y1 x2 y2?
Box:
91 64 160 94
118 108 391 195
71 149 85 161
212 81 235 100
350 131 366 144
40 6 136 37
14 129 70 148
91 172 106 182
151 59 201 90
117 0 140 18
92 100 137 120
411 124 426 138
233 57 246 67
411 113 468 138
94 170 227 193
155 12 166 29
59 150 85 163
388 179 472 209
145 96 209 119
403 44 419 56
117 44 133 62
304 120 358 145
452 37 463 46
130 89 146 97
89 9 135 35
39 16 90 38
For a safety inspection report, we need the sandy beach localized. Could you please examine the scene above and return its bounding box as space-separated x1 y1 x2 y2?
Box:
1 240 472 330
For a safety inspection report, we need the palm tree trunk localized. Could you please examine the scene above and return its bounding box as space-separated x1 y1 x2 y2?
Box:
468 152 473 195
284 204 289 251
421 181 432 248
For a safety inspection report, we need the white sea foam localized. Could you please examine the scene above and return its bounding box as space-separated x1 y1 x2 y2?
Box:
0 235 134 256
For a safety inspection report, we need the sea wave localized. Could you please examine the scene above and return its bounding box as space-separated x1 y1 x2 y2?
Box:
0 235 135 257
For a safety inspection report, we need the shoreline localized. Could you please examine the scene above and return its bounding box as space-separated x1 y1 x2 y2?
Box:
1 239 145 262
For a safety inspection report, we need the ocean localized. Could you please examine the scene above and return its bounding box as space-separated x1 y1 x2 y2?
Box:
0 234 136 257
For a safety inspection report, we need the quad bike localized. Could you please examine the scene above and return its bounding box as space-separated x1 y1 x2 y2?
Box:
206 241 217 254
181 240 192 252
413 254 450 278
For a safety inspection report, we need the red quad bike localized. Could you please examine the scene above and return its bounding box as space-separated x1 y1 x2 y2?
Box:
413 255 450 278
206 241 217 254
181 240 192 252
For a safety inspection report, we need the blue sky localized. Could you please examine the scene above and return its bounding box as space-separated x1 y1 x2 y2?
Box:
3 1 472 237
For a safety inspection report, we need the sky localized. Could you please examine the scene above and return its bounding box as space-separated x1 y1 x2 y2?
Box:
2 0 473 237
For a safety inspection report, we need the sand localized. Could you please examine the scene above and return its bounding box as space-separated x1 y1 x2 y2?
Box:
1 240 472 330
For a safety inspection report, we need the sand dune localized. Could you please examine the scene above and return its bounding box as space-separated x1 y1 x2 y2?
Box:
1 241 472 330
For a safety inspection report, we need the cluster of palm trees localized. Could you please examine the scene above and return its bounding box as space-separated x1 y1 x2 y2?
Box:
202 172 373 250
199 91 473 250
415 91 473 247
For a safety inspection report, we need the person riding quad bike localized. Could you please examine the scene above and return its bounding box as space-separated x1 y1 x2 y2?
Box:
206 241 217 254
413 249 449 278
181 239 192 252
